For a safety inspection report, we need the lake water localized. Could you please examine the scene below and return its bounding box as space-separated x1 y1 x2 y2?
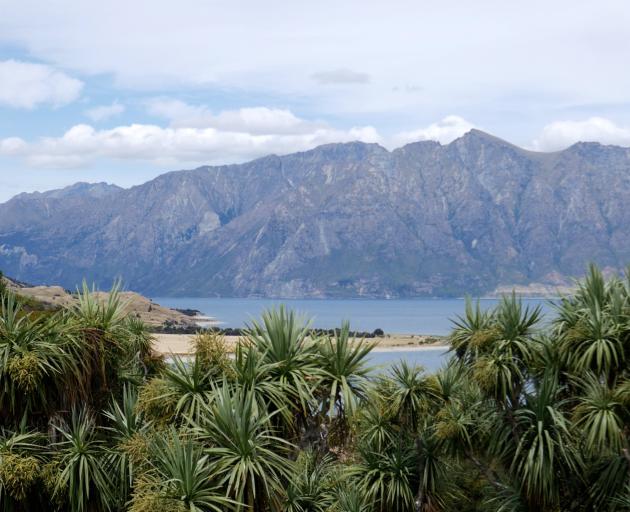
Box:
369 348 449 373
168 348 450 374
152 297 554 336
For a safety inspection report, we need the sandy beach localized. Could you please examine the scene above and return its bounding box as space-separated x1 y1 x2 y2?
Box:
152 332 448 355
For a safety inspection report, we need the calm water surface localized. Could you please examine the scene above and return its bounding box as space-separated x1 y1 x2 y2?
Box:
369 348 448 373
152 297 553 335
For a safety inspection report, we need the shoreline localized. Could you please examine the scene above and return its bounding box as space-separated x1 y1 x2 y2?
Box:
152 332 449 356
370 344 448 353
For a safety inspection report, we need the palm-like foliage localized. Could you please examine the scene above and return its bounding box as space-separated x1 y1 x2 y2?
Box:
157 355 215 423
103 385 149 440
507 375 580 508
472 351 524 405
554 265 630 381
572 373 625 455
588 455 630 510
415 430 450 512
528 334 565 380
137 429 234 512
282 451 335 512
485 482 528 512
246 306 321 422
192 384 294 510
0 292 74 423
68 282 162 408
71 281 127 329
454 295 542 408
356 394 397 452
51 408 113 512
103 385 151 507
386 361 435 430
450 297 494 363
354 440 418 512
231 343 290 423
560 302 626 379
317 321 374 419
117 317 160 384
433 399 474 452
613 486 630 509
494 294 542 351
428 360 469 403
67 282 162 410
333 483 371 512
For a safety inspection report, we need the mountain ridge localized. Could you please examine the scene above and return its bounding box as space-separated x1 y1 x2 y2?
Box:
2 130 630 297
1 130 619 204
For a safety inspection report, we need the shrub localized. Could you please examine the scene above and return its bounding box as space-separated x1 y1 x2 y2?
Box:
192 331 234 378
0 452 40 501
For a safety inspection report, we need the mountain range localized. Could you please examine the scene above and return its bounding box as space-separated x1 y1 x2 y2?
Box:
1 129 629 297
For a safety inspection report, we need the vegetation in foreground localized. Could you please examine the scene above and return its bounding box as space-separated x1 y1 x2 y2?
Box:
1 266 630 511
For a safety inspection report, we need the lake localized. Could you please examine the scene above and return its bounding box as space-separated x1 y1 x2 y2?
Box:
369 347 449 373
152 297 554 335
167 348 450 374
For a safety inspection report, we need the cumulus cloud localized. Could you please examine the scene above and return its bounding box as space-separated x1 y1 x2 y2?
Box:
84 101 125 122
532 117 630 151
390 115 476 147
0 115 382 169
311 69 370 85
0 109 487 169
146 100 321 134
0 137 27 155
0 59 83 109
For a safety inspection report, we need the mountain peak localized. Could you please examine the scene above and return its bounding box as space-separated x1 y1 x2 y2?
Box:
301 140 389 160
53 182 123 198
566 140 605 151
10 182 123 203
455 129 517 147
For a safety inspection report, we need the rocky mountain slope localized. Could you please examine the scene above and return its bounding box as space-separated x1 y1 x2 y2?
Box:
1 130 629 297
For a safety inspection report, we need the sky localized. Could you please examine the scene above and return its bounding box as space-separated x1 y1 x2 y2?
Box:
1 0 630 202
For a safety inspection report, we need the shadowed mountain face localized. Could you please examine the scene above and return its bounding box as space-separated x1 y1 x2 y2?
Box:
1 130 630 297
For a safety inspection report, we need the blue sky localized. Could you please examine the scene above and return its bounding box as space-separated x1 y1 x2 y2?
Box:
1 0 630 202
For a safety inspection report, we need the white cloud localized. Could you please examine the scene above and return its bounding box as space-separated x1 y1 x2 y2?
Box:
146 100 320 134
390 116 476 147
0 111 383 168
0 109 485 169
0 137 27 155
532 117 630 151
84 101 125 122
0 59 83 109
13 110 630 175
2 1 629 119
145 99 201 123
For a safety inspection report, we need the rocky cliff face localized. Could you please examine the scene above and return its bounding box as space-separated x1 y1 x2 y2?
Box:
1 130 629 297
